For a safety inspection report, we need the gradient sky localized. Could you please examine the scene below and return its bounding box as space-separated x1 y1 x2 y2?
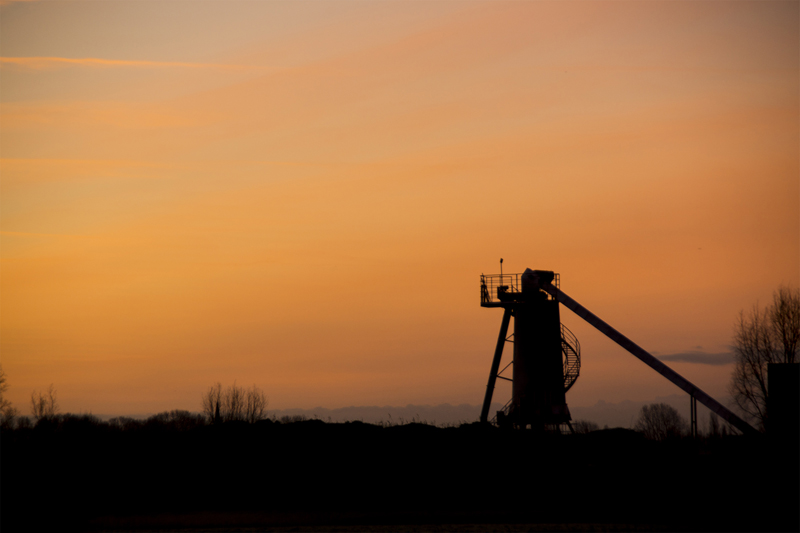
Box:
1 0 798 417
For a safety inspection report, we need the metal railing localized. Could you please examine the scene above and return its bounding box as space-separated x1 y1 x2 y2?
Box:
561 323 581 392
480 272 560 305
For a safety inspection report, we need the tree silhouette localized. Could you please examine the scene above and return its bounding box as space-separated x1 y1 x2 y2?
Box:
202 382 223 424
244 384 268 423
145 410 206 430
30 384 58 422
634 403 686 441
223 381 245 422
202 382 268 423
0 365 18 429
729 285 800 431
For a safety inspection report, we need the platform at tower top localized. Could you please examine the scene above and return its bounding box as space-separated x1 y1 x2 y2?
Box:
480 270 560 307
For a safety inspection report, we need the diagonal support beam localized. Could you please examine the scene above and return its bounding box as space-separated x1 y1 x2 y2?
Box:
480 307 512 423
539 282 758 436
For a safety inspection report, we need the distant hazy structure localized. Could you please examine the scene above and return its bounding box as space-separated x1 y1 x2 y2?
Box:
480 265 758 436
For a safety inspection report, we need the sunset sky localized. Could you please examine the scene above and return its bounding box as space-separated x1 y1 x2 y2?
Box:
1 0 797 418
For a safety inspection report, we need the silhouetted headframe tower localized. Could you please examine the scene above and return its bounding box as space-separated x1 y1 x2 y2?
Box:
479 267 578 431
479 265 759 435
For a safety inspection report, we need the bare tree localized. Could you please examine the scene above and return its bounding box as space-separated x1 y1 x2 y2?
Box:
31 384 59 422
202 382 222 424
634 403 687 441
223 382 246 422
729 285 800 431
244 385 268 423
202 382 268 423
0 365 18 429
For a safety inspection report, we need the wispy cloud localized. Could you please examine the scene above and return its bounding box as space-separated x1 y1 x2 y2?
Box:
0 56 265 71
656 351 735 366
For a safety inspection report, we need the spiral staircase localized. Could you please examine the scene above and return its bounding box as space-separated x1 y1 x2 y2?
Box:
561 323 580 392
490 323 580 425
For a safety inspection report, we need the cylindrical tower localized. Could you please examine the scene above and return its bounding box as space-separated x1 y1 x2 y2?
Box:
511 270 570 427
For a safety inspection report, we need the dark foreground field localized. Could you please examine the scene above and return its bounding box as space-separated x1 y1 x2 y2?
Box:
2 418 798 532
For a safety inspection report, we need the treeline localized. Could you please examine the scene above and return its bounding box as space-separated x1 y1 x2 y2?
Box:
0 378 274 431
0 408 734 443
0 407 732 439
2 408 315 433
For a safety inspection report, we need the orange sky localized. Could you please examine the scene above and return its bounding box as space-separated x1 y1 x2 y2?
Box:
1 0 798 417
